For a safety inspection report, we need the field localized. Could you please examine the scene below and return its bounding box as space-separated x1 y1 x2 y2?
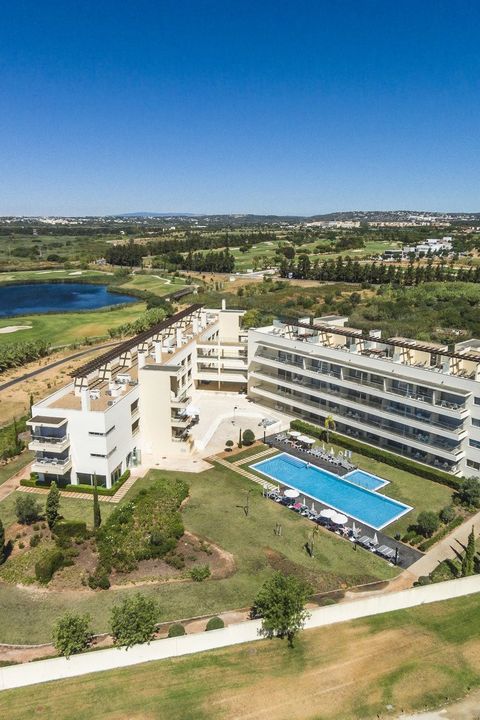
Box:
0 462 395 644
1 593 480 719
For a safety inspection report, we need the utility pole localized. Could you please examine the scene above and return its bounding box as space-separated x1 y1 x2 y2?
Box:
244 488 252 517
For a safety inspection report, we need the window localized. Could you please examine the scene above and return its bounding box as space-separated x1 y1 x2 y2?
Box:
88 425 115 437
475 398 480 406
472 418 480 427
469 439 480 450
111 464 122 484
90 446 117 459
467 459 480 471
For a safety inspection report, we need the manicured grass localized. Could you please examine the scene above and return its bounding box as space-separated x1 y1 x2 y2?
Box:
222 443 269 463
0 451 33 486
0 463 395 644
1 593 480 720
0 304 146 348
118 273 186 296
0 269 111 284
0 490 115 530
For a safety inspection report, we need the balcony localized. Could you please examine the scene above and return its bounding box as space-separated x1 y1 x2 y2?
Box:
32 457 72 475
171 394 191 408
29 435 70 453
171 416 192 428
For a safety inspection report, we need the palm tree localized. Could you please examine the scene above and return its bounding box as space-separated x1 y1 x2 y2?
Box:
324 415 335 443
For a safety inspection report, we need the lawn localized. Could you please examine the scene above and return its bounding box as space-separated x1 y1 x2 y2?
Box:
1 593 480 720
0 462 395 644
118 273 187 296
0 452 33 486
0 490 115 531
0 304 146 349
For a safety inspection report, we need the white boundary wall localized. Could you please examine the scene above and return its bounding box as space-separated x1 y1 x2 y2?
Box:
1 575 479 692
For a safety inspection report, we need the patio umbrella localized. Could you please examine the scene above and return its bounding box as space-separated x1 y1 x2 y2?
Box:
288 430 301 438
311 501 316 513
331 512 348 525
302 496 306 506
284 488 300 499
330 447 335 455
372 532 379 545
319 508 336 518
298 435 315 445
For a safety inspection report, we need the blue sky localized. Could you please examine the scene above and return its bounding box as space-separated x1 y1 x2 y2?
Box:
1 0 479 215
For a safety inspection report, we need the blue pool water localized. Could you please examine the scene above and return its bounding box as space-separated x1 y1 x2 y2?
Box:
0 283 136 317
251 453 411 530
344 469 387 491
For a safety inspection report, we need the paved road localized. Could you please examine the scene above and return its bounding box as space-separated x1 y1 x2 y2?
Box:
0 340 120 392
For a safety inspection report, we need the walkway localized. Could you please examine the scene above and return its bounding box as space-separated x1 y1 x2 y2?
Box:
231 446 277 466
213 456 278 493
17 468 140 505
0 575 478 691
407 508 480 579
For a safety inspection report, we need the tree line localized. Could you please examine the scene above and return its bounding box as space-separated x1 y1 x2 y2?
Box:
0 339 51 374
279 255 480 285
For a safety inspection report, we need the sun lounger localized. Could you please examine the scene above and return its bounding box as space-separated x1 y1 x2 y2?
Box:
357 535 374 549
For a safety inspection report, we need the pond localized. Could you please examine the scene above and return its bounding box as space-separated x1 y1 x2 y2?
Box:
0 282 137 318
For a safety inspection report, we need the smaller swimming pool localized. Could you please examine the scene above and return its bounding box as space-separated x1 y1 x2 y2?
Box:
251 453 411 530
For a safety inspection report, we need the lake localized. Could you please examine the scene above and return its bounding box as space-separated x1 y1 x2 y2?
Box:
0 283 137 318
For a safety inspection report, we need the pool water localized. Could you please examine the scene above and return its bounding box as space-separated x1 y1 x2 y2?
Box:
251 453 411 530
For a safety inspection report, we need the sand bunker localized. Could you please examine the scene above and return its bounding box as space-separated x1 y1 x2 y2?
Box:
0 326 32 334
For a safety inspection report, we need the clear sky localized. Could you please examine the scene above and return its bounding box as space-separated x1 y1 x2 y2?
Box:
1 0 479 216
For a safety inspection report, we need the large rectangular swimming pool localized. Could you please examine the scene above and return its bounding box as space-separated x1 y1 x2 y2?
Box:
251 453 411 530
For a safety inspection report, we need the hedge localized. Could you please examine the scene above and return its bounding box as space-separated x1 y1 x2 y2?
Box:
418 515 464 552
168 623 186 638
54 520 87 541
20 469 131 496
289 419 463 490
35 548 64 584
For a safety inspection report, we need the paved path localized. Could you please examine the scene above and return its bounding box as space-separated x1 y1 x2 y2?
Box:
407 508 480 579
232 447 277 466
0 575 479 691
17 469 140 505
0 458 32 503
213 456 277 492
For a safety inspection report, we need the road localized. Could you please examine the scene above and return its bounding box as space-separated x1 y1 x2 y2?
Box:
0 340 120 393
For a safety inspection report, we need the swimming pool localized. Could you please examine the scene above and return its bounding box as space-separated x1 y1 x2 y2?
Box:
251 453 411 530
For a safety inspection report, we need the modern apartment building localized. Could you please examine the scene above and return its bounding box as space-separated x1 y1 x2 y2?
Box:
28 303 246 488
248 315 480 478
28 306 480 486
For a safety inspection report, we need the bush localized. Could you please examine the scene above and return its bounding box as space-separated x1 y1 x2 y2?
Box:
110 593 158 648
15 494 41 524
87 566 111 590
35 548 64 584
168 623 186 638
165 552 185 570
414 576 432 586
418 515 464 552
54 521 87 542
456 477 480 508
53 612 91 658
29 533 41 548
225 440 234 451
439 505 456 524
242 429 255 446
189 565 211 582
206 616 224 631
290 419 463 490
416 511 440 538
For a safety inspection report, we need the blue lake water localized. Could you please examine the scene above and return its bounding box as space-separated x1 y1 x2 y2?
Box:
251 453 411 529
0 283 136 317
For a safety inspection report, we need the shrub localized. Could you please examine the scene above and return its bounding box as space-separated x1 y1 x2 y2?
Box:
15 494 41 524
189 565 211 582
168 623 186 638
225 440 234 451
110 593 158 648
87 566 111 590
439 505 456 524
29 533 41 548
18 542 25 549
54 520 87 542
289 419 463 490
35 548 64 584
242 429 255 446
414 576 432 586
206 616 224 631
165 552 185 570
416 511 440 538
456 477 480 508
53 612 91 658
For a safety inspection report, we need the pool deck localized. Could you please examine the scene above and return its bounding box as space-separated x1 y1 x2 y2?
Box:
262 435 423 570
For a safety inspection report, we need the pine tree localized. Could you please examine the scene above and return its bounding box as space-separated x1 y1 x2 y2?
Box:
45 481 60 529
462 526 476 577
93 475 101 530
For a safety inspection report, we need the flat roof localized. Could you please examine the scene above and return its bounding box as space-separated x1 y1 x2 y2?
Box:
28 415 67 426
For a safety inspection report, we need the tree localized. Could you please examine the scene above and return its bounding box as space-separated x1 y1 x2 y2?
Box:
462 526 476 577
15 494 41 525
324 415 335 443
252 572 312 647
110 593 158 649
45 481 60 529
242 429 255 446
0 518 4 564
457 477 480 508
416 510 440 538
439 505 456 524
93 475 102 530
53 612 91 658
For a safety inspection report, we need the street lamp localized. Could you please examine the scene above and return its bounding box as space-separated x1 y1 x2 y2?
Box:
232 405 238 425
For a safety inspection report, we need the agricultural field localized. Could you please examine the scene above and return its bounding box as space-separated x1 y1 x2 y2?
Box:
1 593 480 720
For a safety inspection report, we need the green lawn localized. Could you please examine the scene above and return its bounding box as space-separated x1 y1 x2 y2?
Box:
0 490 115 531
0 269 111 284
118 273 186 296
0 304 146 348
1 593 479 720
0 452 33 486
0 462 395 644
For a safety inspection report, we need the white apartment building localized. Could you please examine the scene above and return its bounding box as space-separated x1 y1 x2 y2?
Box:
28 305 480 486
248 315 480 478
28 303 247 488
